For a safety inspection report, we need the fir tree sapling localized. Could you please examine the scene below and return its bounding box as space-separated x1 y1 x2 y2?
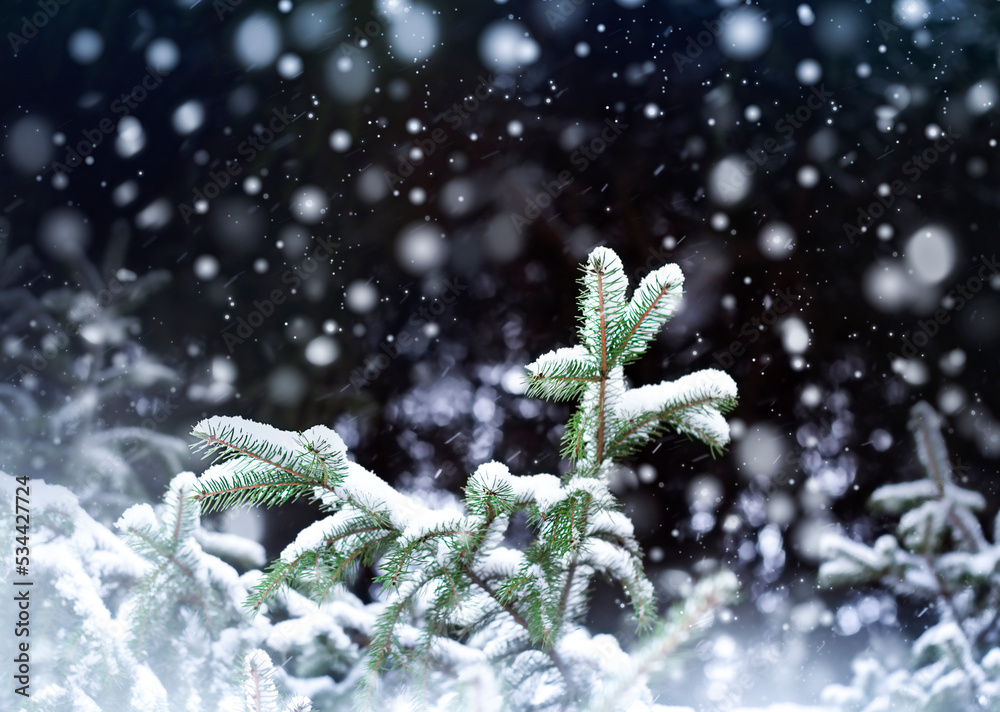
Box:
820 401 1000 711
191 247 739 710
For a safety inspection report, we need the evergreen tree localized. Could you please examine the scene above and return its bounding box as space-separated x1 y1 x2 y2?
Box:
191 246 739 710
0 233 189 520
821 401 1000 711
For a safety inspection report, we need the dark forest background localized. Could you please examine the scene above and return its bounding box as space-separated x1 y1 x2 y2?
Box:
2 0 999 705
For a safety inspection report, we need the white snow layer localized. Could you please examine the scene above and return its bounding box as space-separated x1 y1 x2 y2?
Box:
617 263 684 355
336 460 464 537
617 369 737 445
194 415 349 469
470 460 566 510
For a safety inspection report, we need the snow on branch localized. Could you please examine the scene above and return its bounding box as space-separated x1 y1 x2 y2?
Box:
227 649 314 712
613 262 684 366
183 247 739 710
613 370 738 456
193 416 350 511
578 247 629 369
527 248 737 470
820 401 1000 710
0 471 307 711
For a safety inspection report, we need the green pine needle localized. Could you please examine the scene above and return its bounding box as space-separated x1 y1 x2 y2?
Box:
185 247 739 711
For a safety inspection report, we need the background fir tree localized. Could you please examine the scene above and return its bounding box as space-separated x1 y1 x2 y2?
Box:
0 229 192 520
820 401 1000 711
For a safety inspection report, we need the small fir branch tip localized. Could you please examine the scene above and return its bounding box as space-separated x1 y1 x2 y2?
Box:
527 247 737 471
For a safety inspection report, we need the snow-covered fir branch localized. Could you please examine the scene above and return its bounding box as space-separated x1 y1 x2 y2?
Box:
820 401 1000 711
526 247 737 468
185 247 740 711
0 468 371 712
0 245 191 521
